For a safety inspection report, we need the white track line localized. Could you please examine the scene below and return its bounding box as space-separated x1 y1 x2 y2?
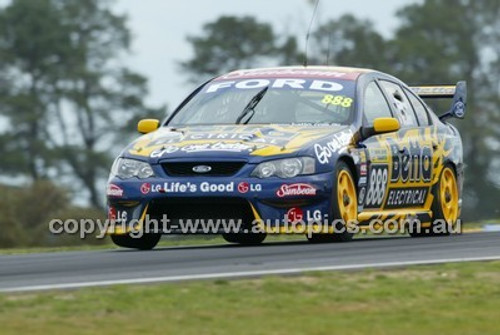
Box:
2 255 500 293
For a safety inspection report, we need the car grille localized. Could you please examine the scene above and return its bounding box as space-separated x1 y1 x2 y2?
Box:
147 198 255 233
162 161 246 177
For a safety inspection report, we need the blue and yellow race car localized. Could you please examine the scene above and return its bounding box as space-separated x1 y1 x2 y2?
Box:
107 66 466 250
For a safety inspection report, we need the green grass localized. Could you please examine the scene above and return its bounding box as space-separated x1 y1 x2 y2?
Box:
0 244 114 255
1 261 500 334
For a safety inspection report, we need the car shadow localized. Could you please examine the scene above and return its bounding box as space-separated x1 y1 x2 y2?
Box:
112 234 423 253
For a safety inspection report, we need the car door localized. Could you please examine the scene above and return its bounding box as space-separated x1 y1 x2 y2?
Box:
357 80 395 212
378 80 434 211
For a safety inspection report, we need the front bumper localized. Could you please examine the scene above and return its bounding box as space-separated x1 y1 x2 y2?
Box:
106 171 336 234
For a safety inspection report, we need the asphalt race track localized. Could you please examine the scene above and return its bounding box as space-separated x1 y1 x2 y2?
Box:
1 232 500 293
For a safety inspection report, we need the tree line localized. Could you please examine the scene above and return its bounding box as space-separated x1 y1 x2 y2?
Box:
0 0 164 209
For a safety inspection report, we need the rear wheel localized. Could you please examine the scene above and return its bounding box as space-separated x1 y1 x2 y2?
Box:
111 233 161 250
410 165 459 237
307 161 356 243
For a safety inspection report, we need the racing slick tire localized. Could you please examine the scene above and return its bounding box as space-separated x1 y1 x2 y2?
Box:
222 232 267 245
307 161 356 243
111 233 161 250
409 164 460 237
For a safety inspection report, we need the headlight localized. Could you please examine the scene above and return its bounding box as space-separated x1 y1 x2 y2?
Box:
110 158 155 179
251 157 315 178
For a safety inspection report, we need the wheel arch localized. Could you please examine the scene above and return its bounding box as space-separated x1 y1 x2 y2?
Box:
337 154 358 184
441 159 459 182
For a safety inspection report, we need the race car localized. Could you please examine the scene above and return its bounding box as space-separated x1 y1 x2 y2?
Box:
106 66 466 250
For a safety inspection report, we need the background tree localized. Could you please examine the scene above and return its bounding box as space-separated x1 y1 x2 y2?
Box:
0 0 163 207
0 0 69 180
391 0 500 219
180 16 302 82
310 14 390 70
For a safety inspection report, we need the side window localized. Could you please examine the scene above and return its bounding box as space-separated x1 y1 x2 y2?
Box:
363 81 392 125
380 81 418 128
404 88 431 126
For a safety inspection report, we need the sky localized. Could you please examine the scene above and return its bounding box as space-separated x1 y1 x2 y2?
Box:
115 0 417 111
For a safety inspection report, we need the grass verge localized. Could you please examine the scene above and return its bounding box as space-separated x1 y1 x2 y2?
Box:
1 261 500 335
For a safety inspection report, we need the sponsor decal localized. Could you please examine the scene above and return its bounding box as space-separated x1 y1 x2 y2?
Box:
145 132 184 146
359 150 367 163
107 184 124 197
287 207 304 223
306 209 323 222
144 182 238 194
365 165 389 208
216 69 360 81
411 86 455 96
389 139 432 183
286 208 322 223
360 163 368 176
107 207 128 223
145 130 264 148
205 78 345 94
108 206 117 220
453 101 465 118
150 142 254 158
369 148 389 163
359 176 367 185
140 183 151 195
237 182 262 194
153 182 195 193
287 122 340 127
276 183 317 198
314 129 353 164
358 186 366 206
238 182 249 194
184 133 255 141
385 187 429 209
200 182 234 193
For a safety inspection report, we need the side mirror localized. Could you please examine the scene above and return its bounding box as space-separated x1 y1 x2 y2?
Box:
137 119 160 134
362 117 400 138
373 117 400 134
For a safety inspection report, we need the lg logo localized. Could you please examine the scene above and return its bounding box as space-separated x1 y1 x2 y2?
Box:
237 182 262 194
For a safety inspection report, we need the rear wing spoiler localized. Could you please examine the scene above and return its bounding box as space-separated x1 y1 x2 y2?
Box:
410 85 457 99
409 81 467 120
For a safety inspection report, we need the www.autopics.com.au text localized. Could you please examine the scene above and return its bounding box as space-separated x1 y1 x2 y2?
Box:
48 215 462 239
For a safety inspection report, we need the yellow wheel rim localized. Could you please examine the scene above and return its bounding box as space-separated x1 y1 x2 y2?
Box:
337 170 357 223
440 167 459 224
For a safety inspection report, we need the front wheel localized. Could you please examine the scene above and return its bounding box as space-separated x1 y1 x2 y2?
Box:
307 161 356 243
111 233 161 250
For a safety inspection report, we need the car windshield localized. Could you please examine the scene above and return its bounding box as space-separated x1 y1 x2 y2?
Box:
168 77 356 126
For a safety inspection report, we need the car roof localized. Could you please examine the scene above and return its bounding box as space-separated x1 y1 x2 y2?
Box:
215 66 376 81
